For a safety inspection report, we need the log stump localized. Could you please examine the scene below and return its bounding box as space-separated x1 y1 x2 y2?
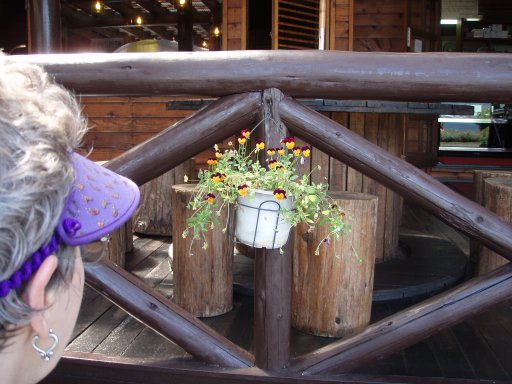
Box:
292 192 378 338
470 170 512 276
476 177 512 275
106 220 133 268
134 160 193 236
171 184 233 317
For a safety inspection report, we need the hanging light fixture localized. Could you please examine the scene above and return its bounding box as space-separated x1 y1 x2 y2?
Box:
213 26 221 37
136 16 143 25
93 1 102 13
178 0 187 7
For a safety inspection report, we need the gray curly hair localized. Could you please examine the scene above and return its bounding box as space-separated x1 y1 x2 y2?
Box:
0 57 87 341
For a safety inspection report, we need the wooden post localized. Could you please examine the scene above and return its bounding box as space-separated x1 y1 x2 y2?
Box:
171 184 233 317
254 239 292 371
476 177 512 275
28 0 61 53
469 170 512 276
292 192 378 338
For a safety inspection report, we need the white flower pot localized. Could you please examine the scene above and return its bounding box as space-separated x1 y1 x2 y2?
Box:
235 189 293 249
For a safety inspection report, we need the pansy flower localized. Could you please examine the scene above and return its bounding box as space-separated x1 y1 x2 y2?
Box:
238 184 249 197
211 172 222 183
220 173 227 181
273 189 287 200
276 165 285 172
238 136 247 145
267 148 276 156
281 136 295 150
277 147 285 155
241 129 251 138
269 160 278 169
256 140 265 150
215 151 223 159
205 193 215 203
207 158 217 166
293 147 301 157
301 146 311 157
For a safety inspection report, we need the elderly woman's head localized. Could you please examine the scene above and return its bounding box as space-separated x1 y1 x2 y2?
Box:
0 58 139 383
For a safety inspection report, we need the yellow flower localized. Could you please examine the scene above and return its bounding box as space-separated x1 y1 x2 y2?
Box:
238 136 247 145
293 147 301 157
302 146 311 157
269 160 278 169
238 184 249 197
273 189 286 200
256 140 265 150
241 129 251 138
281 136 295 150
206 193 215 203
211 173 222 183
215 151 223 159
277 148 285 155
267 148 276 156
207 158 217 166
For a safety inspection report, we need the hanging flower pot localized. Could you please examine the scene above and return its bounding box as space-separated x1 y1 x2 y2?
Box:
235 189 294 249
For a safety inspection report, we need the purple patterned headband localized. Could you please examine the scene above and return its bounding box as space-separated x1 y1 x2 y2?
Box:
0 153 140 298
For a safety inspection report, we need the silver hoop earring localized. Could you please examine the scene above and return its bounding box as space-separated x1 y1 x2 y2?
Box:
32 329 59 361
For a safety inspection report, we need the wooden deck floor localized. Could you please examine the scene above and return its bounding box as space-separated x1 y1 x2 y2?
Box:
63 203 512 382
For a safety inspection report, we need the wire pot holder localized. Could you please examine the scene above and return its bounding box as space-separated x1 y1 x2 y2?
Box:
232 195 292 249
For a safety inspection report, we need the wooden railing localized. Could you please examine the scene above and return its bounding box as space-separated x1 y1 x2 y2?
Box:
11 51 512 380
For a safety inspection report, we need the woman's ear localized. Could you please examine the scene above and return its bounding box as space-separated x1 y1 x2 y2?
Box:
24 255 59 336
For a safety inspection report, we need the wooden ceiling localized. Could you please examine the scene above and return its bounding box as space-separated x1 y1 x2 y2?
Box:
61 0 221 51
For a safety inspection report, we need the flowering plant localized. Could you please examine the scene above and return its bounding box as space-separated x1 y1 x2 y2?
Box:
183 128 349 254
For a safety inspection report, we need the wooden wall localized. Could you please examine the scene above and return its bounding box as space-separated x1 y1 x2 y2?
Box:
80 96 194 161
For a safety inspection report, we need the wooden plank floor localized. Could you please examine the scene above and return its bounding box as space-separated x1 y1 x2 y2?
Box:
65 203 512 381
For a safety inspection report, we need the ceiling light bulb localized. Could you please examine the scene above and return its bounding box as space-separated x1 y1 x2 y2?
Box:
179 0 186 6
213 27 220 37
94 1 102 12
136 16 142 25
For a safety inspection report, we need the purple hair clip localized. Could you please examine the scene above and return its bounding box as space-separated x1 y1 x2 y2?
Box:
0 234 61 298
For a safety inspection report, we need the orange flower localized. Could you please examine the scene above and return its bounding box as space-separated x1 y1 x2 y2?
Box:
241 129 251 138
273 189 286 200
256 140 265 150
238 184 249 197
207 158 217 166
267 148 276 156
293 147 301 157
211 172 222 183
301 146 311 157
205 193 215 203
238 136 247 145
215 151 223 159
269 160 278 169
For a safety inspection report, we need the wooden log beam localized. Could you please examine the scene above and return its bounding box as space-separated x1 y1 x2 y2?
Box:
289 262 512 375
278 96 512 260
84 260 254 368
105 92 261 185
45 352 508 384
9 51 512 102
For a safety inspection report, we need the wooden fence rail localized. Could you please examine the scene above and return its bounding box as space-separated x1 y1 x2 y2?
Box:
10 51 512 102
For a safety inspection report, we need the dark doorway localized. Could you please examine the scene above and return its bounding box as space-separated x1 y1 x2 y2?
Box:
248 0 272 50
